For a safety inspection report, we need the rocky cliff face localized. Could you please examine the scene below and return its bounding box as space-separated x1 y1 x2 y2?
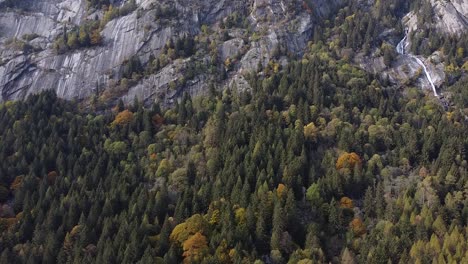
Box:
0 0 465 105
0 0 344 105
404 0 468 35
398 0 466 91
0 0 184 103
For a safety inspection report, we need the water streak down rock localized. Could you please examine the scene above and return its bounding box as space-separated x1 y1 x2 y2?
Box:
396 29 438 97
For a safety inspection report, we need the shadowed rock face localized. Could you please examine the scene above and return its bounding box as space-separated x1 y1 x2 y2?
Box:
0 0 346 105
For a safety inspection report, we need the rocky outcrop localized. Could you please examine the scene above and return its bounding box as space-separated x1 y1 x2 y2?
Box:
404 0 468 35
220 38 245 61
356 52 445 94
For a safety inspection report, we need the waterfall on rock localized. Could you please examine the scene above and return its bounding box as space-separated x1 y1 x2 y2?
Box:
396 30 438 97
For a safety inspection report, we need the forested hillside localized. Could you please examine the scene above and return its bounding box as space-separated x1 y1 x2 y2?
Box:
1 0 468 263
0 40 467 263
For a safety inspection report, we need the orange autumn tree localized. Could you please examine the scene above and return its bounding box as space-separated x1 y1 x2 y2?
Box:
182 232 209 263
152 113 165 127
47 171 58 185
340 197 354 209
350 218 366 237
10 175 24 190
170 214 209 245
111 109 134 127
277 183 287 197
336 152 362 170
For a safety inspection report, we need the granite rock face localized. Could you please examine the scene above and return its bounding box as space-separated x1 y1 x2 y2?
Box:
0 0 180 102
0 0 346 105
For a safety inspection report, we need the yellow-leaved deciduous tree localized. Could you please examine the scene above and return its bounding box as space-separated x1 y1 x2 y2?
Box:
69 225 82 238
203 117 220 148
432 215 447 238
182 232 208 263
409 240 426 262
224 57 232 70
235 208 246 227
214 239 232 263
336 152 362 171
340 197 354 209
78 26 90 46
209 209 220 225
428 234 441 254
67 32 79 49
156 158 171 178
277 183 287 197
462 61 468 71
306 183 322 206
456 47 464 59
252 140 263 159
170 214 209 246
111 109 134 127
303 122 319 142
90 28 102 46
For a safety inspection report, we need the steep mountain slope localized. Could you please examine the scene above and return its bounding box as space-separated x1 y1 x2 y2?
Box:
0 1 468 263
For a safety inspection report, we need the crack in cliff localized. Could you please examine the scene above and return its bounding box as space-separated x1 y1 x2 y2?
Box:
1 59 35 100
453 5 468 27
2 82 31 99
